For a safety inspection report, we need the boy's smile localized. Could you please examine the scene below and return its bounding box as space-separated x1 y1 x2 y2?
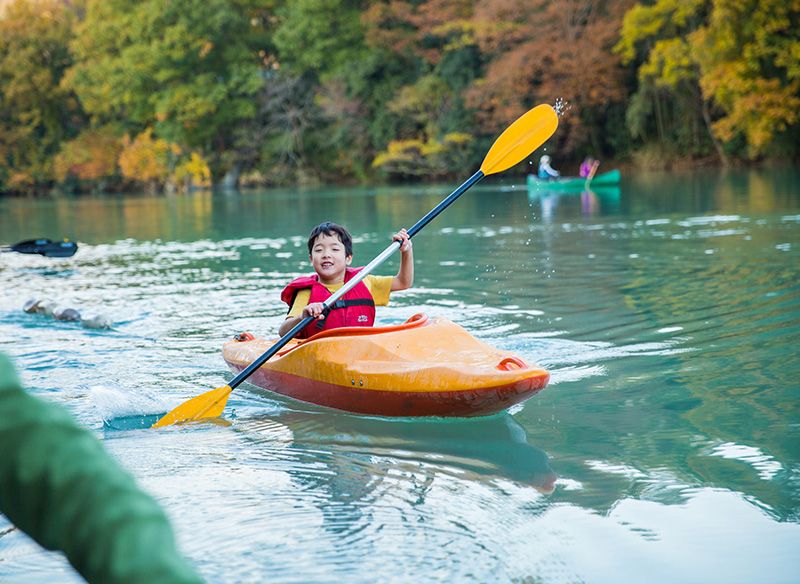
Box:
310 233 352 285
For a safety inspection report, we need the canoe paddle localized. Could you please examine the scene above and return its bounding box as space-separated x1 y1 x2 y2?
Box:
1 238 78 258
152 103 559 428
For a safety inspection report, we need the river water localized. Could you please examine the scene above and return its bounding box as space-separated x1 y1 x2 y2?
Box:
1 167 799 583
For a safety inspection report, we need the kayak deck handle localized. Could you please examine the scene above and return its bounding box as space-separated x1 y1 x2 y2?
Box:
497 356 528 371
404 313 427 325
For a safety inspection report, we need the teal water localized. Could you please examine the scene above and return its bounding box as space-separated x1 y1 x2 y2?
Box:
1 167 799 582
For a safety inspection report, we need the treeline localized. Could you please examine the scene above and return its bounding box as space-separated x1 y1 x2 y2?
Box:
1 0 798 195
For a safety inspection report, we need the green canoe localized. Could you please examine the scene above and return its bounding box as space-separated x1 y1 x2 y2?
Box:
527 168 620 191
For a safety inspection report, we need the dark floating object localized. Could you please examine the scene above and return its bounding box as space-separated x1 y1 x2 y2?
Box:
3 238 78 258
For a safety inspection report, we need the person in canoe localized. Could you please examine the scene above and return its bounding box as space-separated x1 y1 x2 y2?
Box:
278 221 414 338
580 157 600 179
538 155 560 180
579 157 594 177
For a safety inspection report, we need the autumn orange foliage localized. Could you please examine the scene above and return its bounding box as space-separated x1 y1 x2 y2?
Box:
118 129 175 185
365 0 632 153
467 0 632 150
53 128 122 182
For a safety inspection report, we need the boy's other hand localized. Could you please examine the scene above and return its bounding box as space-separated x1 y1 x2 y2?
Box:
302 302 326 320
393 229 412 253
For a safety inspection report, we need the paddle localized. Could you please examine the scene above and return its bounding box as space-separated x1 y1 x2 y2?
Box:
584 160 600 189
152 103 559 428
1 238 78 258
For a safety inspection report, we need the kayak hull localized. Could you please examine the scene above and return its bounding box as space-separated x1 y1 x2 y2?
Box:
222 314 549 417
227 365 545 417
528 168 620 190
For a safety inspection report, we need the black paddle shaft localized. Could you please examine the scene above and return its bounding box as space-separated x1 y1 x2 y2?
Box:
228 315 315 390
406 170 484 238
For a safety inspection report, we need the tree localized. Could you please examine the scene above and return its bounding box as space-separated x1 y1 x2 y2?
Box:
372 132 473 177
360 1 481 177
0 0 81 192
117 128 177 191
245 0 378 182
616 0 800 161
65 0 265 178
273 0 366 79
691 0 800 158
466 0 632 157
244 73 326 185
53 127 122 185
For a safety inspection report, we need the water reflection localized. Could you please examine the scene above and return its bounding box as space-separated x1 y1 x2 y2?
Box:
237 411 556 493
527 187 622 221
223 410 557 563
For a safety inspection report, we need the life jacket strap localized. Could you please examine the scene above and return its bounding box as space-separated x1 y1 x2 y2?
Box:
317 298 376 328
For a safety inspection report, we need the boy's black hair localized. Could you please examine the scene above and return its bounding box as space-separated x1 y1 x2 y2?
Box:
307 222 353 257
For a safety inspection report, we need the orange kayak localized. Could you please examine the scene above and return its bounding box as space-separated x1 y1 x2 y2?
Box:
222 313 549 417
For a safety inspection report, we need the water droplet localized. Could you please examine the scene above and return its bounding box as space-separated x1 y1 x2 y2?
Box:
553 98 572 117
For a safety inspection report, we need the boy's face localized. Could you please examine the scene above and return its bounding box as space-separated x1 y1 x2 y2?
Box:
309 233 352 284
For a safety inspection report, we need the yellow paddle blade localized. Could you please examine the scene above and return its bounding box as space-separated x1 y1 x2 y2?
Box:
480 104 559 176
151 385 233 428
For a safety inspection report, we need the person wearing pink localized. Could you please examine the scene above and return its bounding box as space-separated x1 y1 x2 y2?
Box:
580 157 599 178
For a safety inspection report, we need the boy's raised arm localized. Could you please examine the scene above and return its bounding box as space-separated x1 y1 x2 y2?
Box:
391 229 414 291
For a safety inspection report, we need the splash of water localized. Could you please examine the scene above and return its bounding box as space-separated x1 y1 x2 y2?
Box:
91 385 169 423
554 98 571 117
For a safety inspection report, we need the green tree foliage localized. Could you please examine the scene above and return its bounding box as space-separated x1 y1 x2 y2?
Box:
240 73 328 185
389 75 453 137
65 0 264 173
1 0 798 195
692 0 800 157
0 0 80 192
617 0 800 160
360 1 481 178
273 0 366 78
267 0 413 181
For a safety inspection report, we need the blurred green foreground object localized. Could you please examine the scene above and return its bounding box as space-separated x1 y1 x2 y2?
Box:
0 353 201 583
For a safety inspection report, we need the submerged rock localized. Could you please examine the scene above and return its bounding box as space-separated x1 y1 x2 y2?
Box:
54 307 81 322
23 298 111 329
36 299 57 316
22 298 58 315
23 298 41 313
81 314 113 329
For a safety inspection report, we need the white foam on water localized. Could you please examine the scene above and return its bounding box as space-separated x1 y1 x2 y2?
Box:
90 385 170 421
678 214 742 226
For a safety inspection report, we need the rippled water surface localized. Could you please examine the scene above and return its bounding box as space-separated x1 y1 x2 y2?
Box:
1 168 799 582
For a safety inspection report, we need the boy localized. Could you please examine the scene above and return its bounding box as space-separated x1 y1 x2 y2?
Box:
279 221 414 338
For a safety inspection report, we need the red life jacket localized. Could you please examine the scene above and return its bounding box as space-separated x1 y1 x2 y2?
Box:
280 267 376 338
